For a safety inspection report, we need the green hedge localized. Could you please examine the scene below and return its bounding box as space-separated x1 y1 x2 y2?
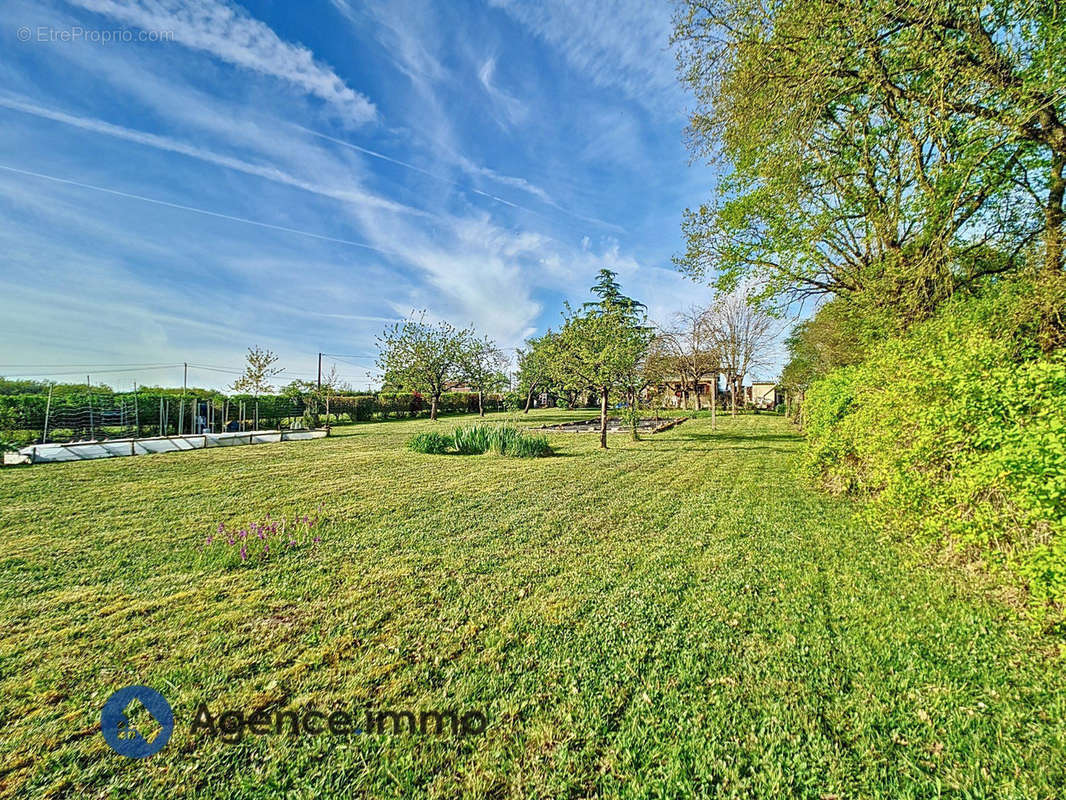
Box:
803 277 1066 614
328 392 505 422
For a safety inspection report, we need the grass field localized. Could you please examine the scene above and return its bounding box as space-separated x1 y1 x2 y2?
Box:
1 411 1064 798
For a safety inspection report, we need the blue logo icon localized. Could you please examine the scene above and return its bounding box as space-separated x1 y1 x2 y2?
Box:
101 685 174 758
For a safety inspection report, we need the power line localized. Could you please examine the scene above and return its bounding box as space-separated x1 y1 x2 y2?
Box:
0 362 179 368
1 365 183 377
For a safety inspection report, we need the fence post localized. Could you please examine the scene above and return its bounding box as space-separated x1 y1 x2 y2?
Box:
42 385 52 444
134 394 140 438
88 391 95 440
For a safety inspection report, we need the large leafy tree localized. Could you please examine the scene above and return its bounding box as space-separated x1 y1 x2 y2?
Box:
673 0 1065 322
704 291 776 416
377 313 471 420
582 269 648 317
460 334 508 416
551 301 654 449
779 299 875 419
657 305 720 411
516 332 559 413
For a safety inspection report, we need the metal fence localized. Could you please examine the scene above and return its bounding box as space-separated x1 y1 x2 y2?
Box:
2 390 306 446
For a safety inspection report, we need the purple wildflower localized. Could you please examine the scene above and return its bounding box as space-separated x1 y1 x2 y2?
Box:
240 545 248 561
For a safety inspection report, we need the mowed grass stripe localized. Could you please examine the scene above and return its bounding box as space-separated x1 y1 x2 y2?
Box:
0 411 1063 798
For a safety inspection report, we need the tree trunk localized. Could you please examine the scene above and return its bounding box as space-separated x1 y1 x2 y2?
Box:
430 394 439 421
523 381 537 413
1047 149 1065 274
599 388 609 449
730 378 737 417
478 390 485 416
711 375 717 431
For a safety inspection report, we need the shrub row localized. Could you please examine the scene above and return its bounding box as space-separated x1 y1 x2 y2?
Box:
329 393 507 421
802 277 1066 614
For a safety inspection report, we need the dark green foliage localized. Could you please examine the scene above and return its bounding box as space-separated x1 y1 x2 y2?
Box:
406 431 452 455
582 268 647 317
503 392 523 412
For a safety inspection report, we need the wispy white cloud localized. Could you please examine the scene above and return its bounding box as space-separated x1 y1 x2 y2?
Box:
0 162 405 254
0 95 422 217
330 0 447 87
477 56 528 128
67 0 377 124
488 0 680 112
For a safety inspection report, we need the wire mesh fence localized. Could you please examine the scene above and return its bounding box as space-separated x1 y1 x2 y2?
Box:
1 391 306 447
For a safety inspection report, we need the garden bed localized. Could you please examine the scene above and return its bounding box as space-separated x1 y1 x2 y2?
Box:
537 417 689 433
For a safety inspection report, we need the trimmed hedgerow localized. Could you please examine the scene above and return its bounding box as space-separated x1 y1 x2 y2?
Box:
803 276 1066 615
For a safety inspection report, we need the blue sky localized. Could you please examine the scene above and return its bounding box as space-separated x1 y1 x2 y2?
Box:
0 0 749 391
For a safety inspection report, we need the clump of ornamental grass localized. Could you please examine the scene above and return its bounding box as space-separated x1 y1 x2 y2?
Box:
486 424 551 457
452 424 493 455
405 424 551 457
200 508 324 567
502 431 551 457
407 431 452 455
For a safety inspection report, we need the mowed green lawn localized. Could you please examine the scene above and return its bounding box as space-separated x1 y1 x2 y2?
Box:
1 411 1064 798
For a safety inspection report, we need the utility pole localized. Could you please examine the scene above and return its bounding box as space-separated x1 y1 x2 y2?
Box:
317 352 322 390
183 362 188 394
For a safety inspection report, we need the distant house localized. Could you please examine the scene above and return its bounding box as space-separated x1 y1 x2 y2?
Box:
748 381 783 410
654 375 723 408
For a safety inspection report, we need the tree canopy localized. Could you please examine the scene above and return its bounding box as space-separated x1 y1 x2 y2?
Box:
673 0 1066 324
231 346 283 398
376 314 472 420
